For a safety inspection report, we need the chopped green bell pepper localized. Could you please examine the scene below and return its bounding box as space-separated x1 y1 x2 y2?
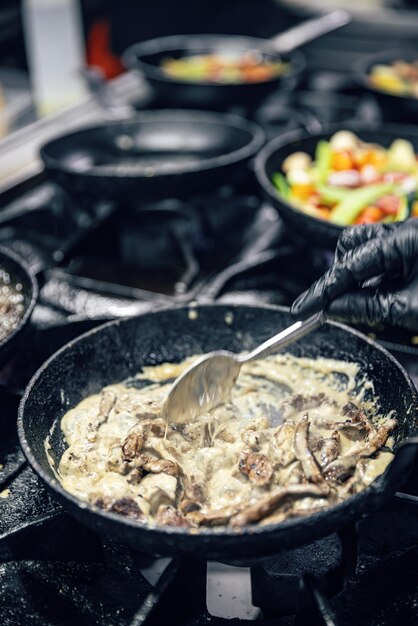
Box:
329 183 396 225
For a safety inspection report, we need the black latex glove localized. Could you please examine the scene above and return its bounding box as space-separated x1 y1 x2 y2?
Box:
291 219 418 332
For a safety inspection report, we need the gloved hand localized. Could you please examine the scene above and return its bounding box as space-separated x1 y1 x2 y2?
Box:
291 219 418 331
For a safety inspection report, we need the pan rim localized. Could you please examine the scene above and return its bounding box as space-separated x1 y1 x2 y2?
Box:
40 110 265 179
17 302 418 541
123 33 306 88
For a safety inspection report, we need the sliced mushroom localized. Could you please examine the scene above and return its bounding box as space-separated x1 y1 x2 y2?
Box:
318 431 340 468
238 446 254 476
91 390 117 430
109 497 144 520
231 484 329 527
179 483 207 514
323 455 357 483
186 504 240 527
142 458 180 477
294 415 325 485
155 505 191 527
344 418 397 459
285 393 333 417
245 452 274 486
122 429 144 461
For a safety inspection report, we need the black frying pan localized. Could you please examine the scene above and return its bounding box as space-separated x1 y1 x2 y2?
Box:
18 304 418 561
255 124 418 248
355 48 418 122
122 12 349 110
0 246 38 369
40 111 265 200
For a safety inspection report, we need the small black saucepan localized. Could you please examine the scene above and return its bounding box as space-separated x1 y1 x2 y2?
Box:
355 48 418 122
0 246 38 369
255 124 418 248
123 11 349 110
18 304 418 561
40 111 265 200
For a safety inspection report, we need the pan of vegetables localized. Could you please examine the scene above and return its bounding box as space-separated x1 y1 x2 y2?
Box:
355 48 418 122
123 11 349 110
255 125 418 247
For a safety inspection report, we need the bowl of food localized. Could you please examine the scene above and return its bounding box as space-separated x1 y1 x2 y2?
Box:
18 305 417 560
356 49 418 121
255 126 418 247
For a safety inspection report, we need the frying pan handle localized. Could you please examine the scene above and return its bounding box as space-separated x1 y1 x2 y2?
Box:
383 436 418 494
270 10 351 55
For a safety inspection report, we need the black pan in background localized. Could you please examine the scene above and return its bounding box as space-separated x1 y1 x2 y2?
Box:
123 35 306 110
40 111 265 200
18 304 418 561
0 246 37 369
255 124 418 248
355 48 418 122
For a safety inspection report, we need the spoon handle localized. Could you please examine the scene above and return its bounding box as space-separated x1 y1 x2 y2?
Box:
270 10 350 54
241 311 325 363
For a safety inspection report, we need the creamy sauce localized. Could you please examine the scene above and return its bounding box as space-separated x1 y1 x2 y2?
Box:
51 353 396 528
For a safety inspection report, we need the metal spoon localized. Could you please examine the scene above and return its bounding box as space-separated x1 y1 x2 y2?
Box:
161 311 325 423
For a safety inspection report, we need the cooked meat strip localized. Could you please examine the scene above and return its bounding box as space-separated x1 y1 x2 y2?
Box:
245 452 274 486
363 419 397 454
344 418 397 459
95 496 144 521
286 393 334 415
122 429 144 461
186 505 239 527
231 484 329 527
342 402 367 420
90 390 117 432
142 458 180 477
155 505 191 527
318 431 340 468
238 446 253 475
259 504 293 526
179 483 207 514
294 415 325 485
323 456 357 483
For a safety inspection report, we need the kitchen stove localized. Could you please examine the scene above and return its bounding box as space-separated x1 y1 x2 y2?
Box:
0 67 417 626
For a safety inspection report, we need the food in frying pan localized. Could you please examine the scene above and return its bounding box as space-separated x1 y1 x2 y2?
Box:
52 353 396 529
369 60 418 98
160 52 288 84
0 265 26 342
272 130 418 225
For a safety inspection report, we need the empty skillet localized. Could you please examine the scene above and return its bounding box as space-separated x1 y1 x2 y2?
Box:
40 111 265 200
18 304 418 561
123 11 349 110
